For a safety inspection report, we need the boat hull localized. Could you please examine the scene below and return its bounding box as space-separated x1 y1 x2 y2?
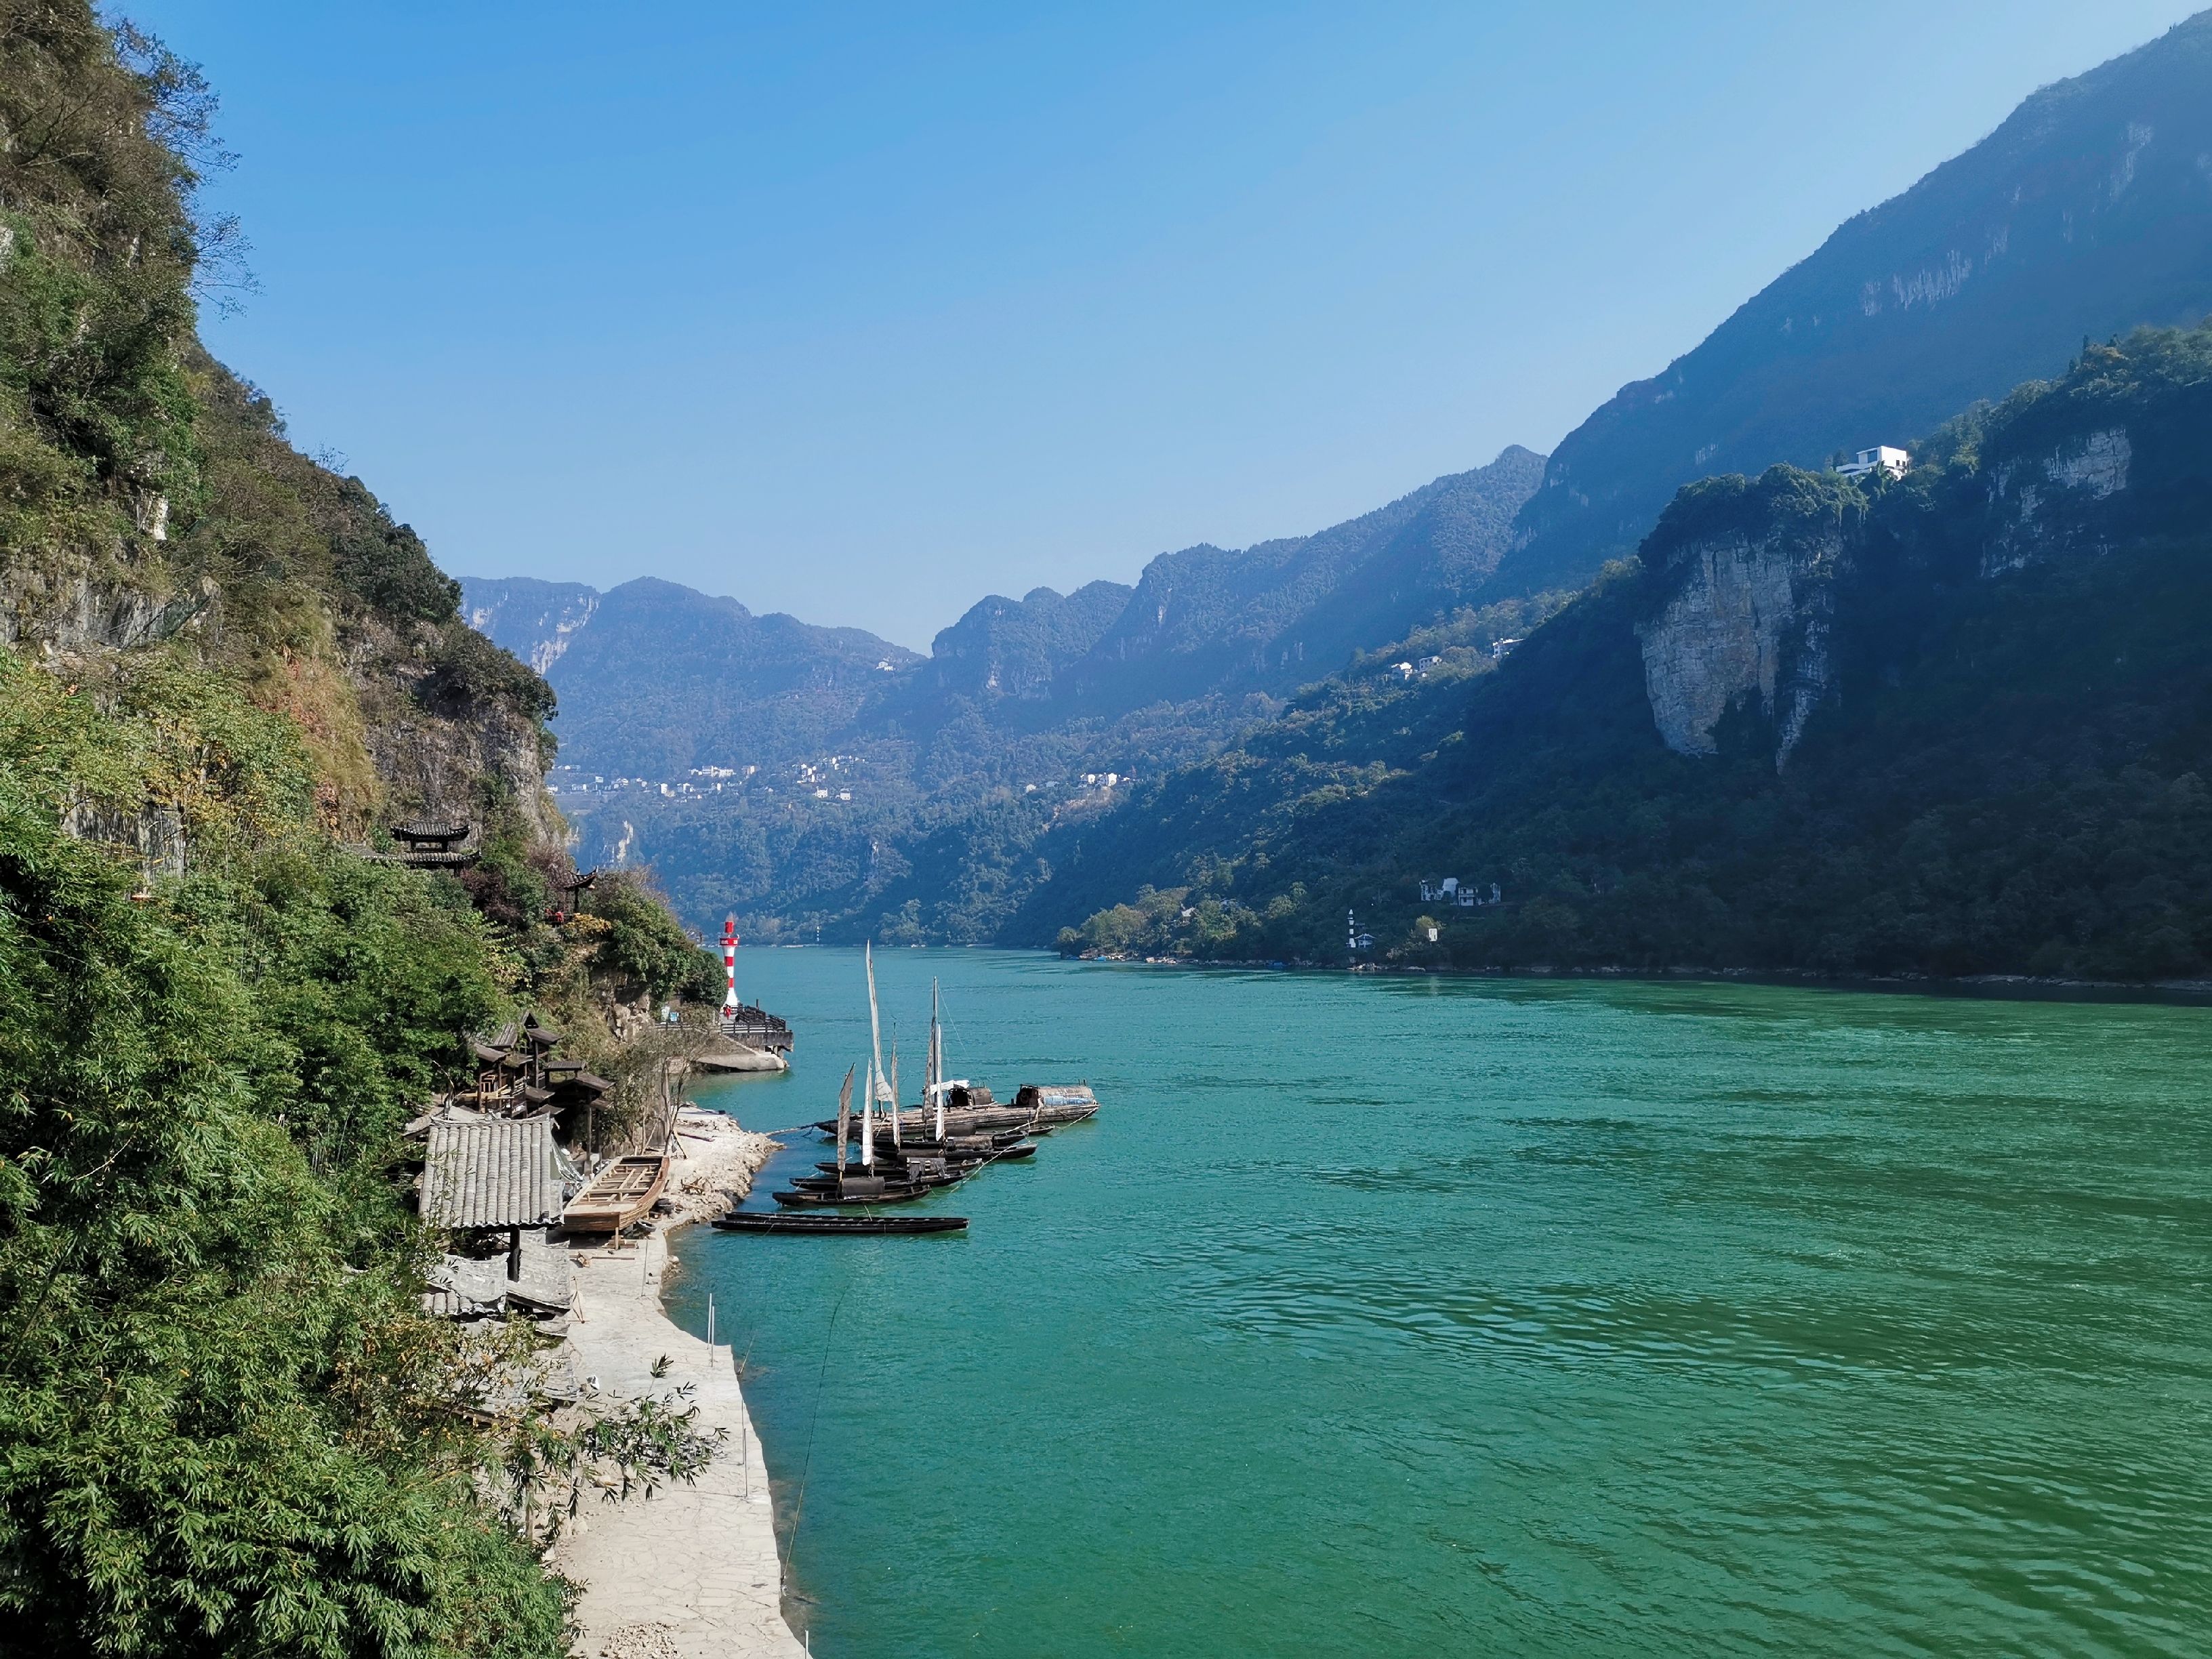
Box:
714 1212 967 1235
560 1154 670 1234
772 1183 935 1208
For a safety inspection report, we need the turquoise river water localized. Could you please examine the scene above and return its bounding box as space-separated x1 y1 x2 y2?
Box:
673 950 2212 1658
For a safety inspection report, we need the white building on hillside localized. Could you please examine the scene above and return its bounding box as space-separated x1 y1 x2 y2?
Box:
1837 445 1910 480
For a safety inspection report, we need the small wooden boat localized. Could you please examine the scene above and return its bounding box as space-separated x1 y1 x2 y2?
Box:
798 1166 962 1191
773 1181 935 1208
1015 1083 1099 1128
714 1212 968 1235
870 1126 1029 1153
561 1153 670 1233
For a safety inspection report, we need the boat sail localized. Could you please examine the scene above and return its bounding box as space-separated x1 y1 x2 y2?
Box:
865 942 893 1152
834 1063 853 1177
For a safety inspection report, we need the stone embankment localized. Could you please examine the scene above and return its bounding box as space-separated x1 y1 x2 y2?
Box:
554 1105 804 1658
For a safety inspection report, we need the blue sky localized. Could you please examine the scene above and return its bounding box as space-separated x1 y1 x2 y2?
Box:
129 1 2201 649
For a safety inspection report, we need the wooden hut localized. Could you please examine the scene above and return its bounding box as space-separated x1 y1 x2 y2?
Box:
419 1115 573 1277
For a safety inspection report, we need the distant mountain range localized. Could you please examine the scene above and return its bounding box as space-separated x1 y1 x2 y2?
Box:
1044 321 2212 980
461 443 1547 777
463 12 2212 962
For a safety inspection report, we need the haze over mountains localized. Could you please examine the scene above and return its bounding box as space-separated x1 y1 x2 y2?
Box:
466 12 2212 964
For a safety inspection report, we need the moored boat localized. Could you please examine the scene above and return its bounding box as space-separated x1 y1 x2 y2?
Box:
773 1181 935 1208
1014 1083 1099 1128
714 1212 967 1235
560 1153 670 1234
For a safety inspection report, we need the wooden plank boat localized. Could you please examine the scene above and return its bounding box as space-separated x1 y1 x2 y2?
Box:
560 1153 669 1233
773 1181 935 1208
795 1168 962 1191
870 1126 1029 1153
817 1105 1031 1137
713 1212 967 1235
1015 1084 1099 1127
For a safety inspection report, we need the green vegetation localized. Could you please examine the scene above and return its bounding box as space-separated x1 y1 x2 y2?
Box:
582 871 724 1006
1046 324 2212 983
0 653 571 1654
0 9 726 1647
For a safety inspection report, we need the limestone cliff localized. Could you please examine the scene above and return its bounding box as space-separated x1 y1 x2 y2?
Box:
1 360 561 851
1633 470 1854 768
1984 425 2133 573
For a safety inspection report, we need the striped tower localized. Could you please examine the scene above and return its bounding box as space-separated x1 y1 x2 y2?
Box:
720 914 739 1020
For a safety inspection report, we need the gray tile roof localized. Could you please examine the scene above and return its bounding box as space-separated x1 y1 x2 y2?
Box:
421 1116 567 1229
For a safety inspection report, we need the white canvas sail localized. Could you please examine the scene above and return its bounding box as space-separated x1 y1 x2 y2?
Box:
859 1057 875 1170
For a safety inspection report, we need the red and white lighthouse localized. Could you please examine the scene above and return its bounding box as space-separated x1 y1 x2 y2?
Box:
720 914 739 1019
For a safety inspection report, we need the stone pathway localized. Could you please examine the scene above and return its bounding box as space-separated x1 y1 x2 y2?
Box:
554 1227 806 1658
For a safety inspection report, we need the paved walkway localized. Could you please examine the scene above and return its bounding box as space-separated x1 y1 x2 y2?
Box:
554 1227 806 1659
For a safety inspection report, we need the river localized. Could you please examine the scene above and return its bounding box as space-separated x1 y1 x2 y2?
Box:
673 949 2211 1658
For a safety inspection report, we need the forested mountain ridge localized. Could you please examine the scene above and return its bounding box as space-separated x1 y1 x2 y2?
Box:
1061 445 1546 715
1040 322 2212 983
475 16 2212 949
0 11 715 1650
459 574 924 781
1496 9 2212 598
457 446 1548 936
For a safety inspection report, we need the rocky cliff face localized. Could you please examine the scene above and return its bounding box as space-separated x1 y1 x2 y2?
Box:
344 613 562 846
1984 425 2133 573
462 576 600 673
1633 470 1853 768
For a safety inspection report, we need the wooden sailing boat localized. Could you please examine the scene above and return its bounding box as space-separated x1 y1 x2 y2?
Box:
775 1057 934 1208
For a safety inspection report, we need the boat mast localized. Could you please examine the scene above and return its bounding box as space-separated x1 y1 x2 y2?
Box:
888 1031 902 1151
930 979 945 1141
836 1063 853 1185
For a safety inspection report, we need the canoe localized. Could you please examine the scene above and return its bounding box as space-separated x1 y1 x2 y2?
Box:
872 1127 1029 1153
794 1168 961 1191
561 1154 670 1233
713 1212 968 1235
773 1181 936 1208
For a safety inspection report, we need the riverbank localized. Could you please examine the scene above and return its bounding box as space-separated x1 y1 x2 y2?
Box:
553 1106 804 1659
1062 949 2212 1005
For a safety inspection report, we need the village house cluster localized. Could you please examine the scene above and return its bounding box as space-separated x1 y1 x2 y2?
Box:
1419 876 1502 907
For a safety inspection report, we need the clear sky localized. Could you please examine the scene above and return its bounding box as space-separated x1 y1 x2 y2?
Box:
129 1 2202 649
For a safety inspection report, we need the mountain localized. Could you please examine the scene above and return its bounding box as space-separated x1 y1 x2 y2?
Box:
1038 322 2212 982
458 575 923 779
904 579 1134 708
455 446 1552 936
1064 446 1547 715
1495 9 2212 597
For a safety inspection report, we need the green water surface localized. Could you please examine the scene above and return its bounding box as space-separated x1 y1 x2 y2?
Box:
673 951 2212 1658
